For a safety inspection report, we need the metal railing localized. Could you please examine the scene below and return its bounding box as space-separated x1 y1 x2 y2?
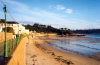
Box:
0 35 24 57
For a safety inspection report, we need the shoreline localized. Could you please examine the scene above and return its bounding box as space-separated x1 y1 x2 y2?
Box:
26 35 100 65
44 36 100 60
45 41 100 60
36 43 100 65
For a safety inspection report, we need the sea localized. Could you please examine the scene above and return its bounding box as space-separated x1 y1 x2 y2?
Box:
46 34 100 56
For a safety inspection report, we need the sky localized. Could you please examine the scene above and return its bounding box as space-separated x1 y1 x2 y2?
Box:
0 0 100 29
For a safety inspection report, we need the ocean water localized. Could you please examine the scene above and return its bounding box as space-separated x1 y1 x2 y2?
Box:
46 34 100 56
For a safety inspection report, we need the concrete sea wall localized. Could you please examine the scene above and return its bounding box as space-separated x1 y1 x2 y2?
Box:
7 37 28 65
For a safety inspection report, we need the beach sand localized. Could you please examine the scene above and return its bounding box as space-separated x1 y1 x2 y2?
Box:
26 36 100 65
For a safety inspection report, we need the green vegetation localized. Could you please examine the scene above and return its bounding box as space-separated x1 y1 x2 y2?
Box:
3 27 14 34
24 23 73 35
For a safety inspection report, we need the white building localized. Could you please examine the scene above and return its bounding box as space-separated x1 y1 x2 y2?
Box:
0 19 29 34
7 21 29 34
0 19 5 32
17 24 29 34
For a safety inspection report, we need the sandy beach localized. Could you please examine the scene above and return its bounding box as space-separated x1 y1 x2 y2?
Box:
26 35 100 65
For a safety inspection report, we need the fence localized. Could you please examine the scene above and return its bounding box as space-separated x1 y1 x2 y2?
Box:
0 35 24 57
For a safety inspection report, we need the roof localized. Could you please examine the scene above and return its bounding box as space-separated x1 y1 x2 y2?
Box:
0 19 5 23
7 21 19 24
0 19 19 24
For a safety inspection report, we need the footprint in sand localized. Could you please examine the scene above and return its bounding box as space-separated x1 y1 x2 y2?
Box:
47 52 55 56
31 55 37 58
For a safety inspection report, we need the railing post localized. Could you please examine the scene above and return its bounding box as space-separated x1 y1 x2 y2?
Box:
9 40 12 52
3 5 8 57
11 40 14 49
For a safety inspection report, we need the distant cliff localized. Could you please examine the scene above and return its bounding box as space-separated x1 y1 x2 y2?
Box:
73 29 100 34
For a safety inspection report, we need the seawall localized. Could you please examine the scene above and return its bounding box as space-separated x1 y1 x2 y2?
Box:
0 32 13 43
7 37 28 65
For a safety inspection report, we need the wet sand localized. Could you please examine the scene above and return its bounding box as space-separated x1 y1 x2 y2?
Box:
26 36 100 65
26 36 66 65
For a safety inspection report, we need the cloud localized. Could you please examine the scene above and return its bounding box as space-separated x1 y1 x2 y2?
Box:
4 0 69 25
3 0 99 29
56 5 66 10
55 5 73 14
65 9 73 14
6 0 28 8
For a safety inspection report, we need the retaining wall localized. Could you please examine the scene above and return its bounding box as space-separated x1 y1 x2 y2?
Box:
7 37 28 65
0 32 13 43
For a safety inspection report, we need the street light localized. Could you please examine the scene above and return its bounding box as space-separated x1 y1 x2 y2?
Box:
3 5 8 57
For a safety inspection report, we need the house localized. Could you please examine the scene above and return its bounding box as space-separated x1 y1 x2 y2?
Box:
0 19 29 34
7 21 29 34
17 24 29 34
0 19 5 32
6 21 19 34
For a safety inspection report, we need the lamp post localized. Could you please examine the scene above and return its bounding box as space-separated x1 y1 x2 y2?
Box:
3 5 8 57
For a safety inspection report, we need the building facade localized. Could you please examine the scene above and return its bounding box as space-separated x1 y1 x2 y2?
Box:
0 19 29 34
0 19 5 32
